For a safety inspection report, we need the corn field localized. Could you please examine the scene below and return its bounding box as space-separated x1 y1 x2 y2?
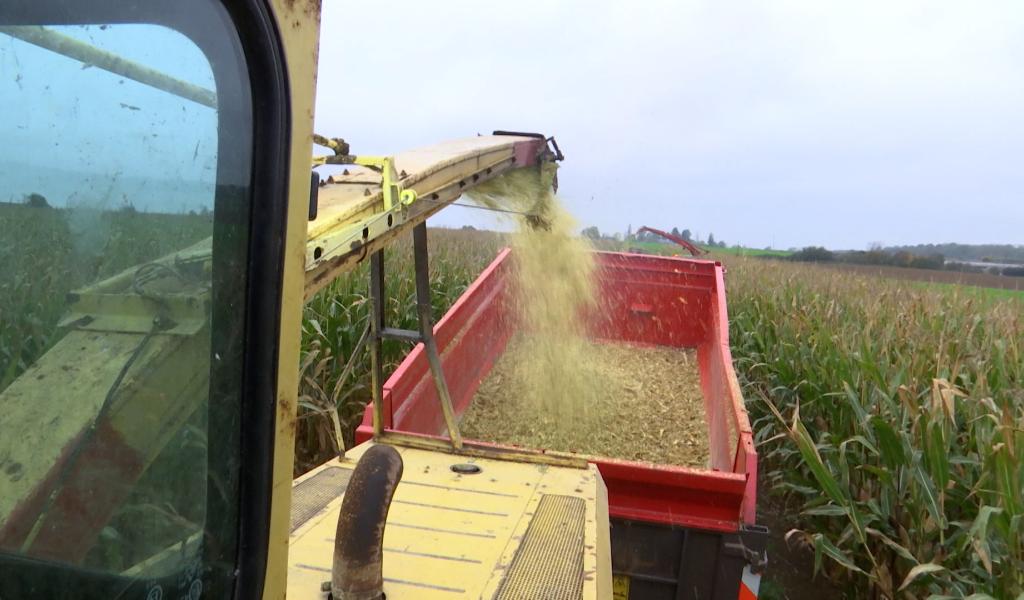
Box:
725 257 1023 599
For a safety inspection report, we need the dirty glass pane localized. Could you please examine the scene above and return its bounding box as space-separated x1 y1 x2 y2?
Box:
0 14 246 590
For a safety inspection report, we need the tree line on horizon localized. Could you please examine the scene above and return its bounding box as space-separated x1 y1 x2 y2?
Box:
788 246 1024 277
883 242 1024 263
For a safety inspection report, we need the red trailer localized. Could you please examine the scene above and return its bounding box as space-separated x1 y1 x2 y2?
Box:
356 250 766 599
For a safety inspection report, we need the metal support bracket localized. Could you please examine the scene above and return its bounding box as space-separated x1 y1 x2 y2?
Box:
368 223 462 449
723 524 769 574
312 134 418 211
368 251 386 438
311 136 421 267
411 224 462 449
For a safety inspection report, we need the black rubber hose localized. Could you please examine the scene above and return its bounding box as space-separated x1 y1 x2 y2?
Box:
331 444 404 600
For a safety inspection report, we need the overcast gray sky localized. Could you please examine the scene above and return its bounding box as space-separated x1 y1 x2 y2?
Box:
315 1 1024 249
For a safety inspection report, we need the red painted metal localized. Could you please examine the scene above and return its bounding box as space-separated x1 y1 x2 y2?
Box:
0 420 145 562
510 138 547 167
357 250 758 532
637 225 706 257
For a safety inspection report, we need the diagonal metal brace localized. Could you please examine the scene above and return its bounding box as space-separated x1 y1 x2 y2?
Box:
367 224 462 449
411 224 462 449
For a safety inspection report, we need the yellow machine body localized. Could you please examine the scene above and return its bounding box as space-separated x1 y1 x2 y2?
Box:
260 1 321 597
287 441 611 598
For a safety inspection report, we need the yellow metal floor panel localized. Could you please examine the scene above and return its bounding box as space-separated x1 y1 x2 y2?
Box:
287 441 611 599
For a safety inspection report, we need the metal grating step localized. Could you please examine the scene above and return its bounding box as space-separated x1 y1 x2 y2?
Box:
496 494 586 600
290 466 353 532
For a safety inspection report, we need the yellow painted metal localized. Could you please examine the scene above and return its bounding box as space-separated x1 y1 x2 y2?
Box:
312 145 418 211
0 330 206 532
307 136 520 240
303 136 535 299
595 459 613 598
347 155 418 211
261 0 322 597
612 575 630 600
59 238 212 336
378 430 589 469
0 236 213 553
287 441 612 599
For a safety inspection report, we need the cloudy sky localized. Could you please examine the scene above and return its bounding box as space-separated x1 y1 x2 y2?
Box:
314 1 1024 249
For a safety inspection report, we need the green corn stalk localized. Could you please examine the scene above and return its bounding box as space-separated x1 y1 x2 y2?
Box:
727 256 1024 598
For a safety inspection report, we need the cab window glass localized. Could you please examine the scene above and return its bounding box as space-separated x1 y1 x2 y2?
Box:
0 7 253 595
